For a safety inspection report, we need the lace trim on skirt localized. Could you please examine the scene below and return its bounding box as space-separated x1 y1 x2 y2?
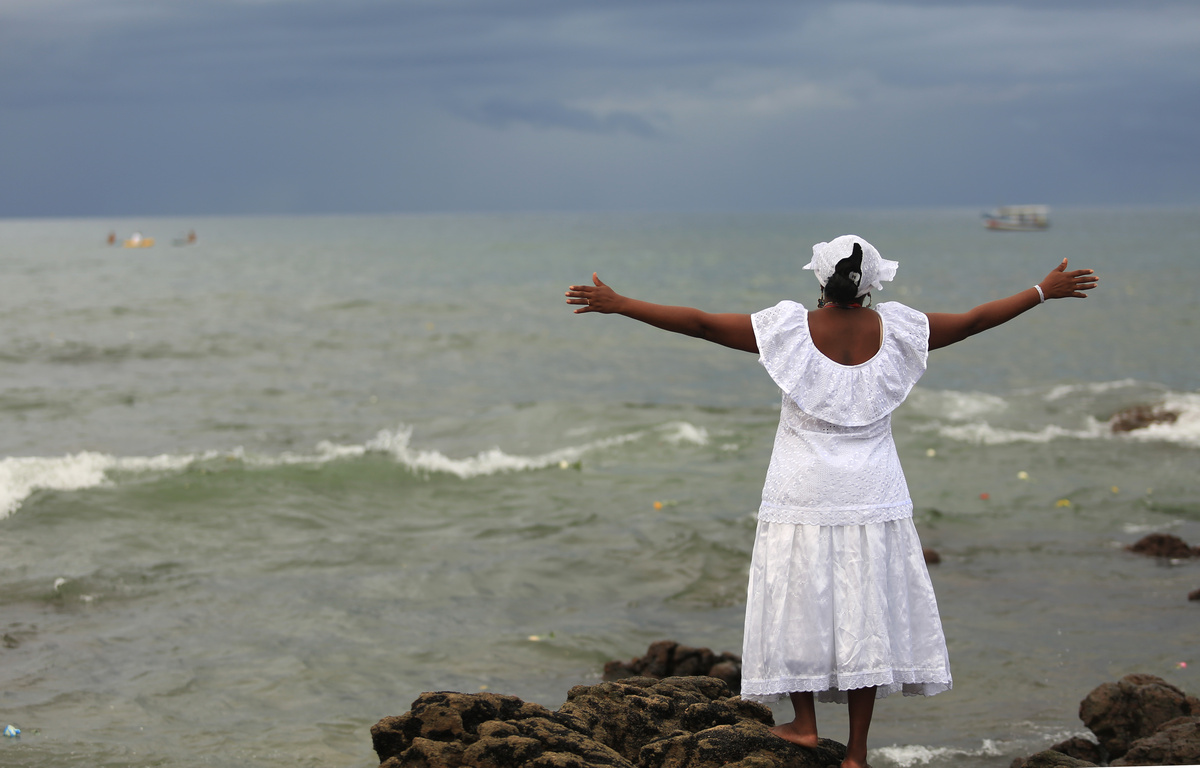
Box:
740 668 952 704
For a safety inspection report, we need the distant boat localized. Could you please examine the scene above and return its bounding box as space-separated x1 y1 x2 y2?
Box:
982 205 1050 231
123 232 155 248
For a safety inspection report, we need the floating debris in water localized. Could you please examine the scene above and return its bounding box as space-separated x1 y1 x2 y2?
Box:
3 725 19 738
1109 403 1179 433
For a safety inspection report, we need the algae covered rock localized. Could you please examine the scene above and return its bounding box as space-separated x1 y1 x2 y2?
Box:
372 676 839 768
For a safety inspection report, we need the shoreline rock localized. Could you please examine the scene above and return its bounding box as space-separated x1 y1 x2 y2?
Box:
602 640 741 694
1081 674 1200 762
373 672 1200 767
1126 533 1200 560
371 676 845 768
1013 674 1200 767
1109 404 1179 433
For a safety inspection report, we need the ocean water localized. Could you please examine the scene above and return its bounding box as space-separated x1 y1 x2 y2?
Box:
0 208 1197 768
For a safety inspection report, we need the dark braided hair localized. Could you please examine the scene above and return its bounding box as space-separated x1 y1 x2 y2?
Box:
822 242 864 304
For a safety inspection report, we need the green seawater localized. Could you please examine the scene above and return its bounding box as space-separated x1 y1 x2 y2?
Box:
1 208 1198 767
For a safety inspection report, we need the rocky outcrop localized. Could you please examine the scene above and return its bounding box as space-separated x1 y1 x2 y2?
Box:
1126 533 1199 560
1014 674 1200 766
374 672 1200 768
603 641 741 694
369 690 607 768
1111 716 1200 766
371 676 845 768
1080 673 1200 759
1046 735 1107 765
1015 750 1101 768
640 722 845 768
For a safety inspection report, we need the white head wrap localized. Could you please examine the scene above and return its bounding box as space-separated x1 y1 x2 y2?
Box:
802 234 898 297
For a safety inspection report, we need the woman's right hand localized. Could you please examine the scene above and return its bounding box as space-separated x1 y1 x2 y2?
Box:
1038 258 1099 300
564 273 758 352
566 272 623 314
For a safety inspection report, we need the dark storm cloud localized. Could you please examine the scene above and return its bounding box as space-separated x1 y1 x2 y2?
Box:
1 0 1198 216
1 1 811 105
3 1 1193 105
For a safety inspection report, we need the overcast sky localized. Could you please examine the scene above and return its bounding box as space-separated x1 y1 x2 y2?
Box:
2 0 1198 218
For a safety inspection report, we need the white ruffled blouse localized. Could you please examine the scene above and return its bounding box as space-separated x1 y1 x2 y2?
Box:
751 300 929 527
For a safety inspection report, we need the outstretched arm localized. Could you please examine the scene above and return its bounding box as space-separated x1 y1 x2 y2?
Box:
927 258 1098 350
566 273 758 354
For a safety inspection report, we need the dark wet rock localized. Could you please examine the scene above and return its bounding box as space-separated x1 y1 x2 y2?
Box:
1011 749 1098 768
555 677 772 764
371 676 842 768
1109 404 1179 433
640 722 845 768
707 661 740 691
603 641 741 694
1112 715 1200 766
923 548 941 565
1126 533 1199 559
1078 674 1200 760
1047 736 1106 765
370 690 580 768
1014 675 1200 766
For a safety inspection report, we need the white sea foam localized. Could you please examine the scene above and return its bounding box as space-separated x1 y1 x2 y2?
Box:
875 739 1007 767
908 388 1009 421
0 450 212 519
937 391 1009 421
0 425 651 517
1112 391 1200 448
933 418 1109 445
919 386 1200 448
1123 520 1182 535
878 728 1101 768
657 421 710 445
313 425 644 478
1043 378 1145 401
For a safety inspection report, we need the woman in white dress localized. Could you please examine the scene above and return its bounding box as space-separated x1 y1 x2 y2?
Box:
565 235 1097 768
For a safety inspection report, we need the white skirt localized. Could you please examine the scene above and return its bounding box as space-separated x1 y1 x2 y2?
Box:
740 517 952 704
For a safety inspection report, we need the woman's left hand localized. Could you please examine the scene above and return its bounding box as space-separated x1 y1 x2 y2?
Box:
1039 258 1099 299
565 273 622 314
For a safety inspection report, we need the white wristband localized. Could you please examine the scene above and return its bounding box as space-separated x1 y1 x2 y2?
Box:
1034 284 1045 304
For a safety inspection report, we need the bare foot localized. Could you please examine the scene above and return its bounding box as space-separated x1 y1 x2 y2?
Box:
769 721 819 748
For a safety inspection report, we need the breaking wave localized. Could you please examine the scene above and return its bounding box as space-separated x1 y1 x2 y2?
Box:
908 383 1200 448
0 421 714 517
874 739 1008 767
